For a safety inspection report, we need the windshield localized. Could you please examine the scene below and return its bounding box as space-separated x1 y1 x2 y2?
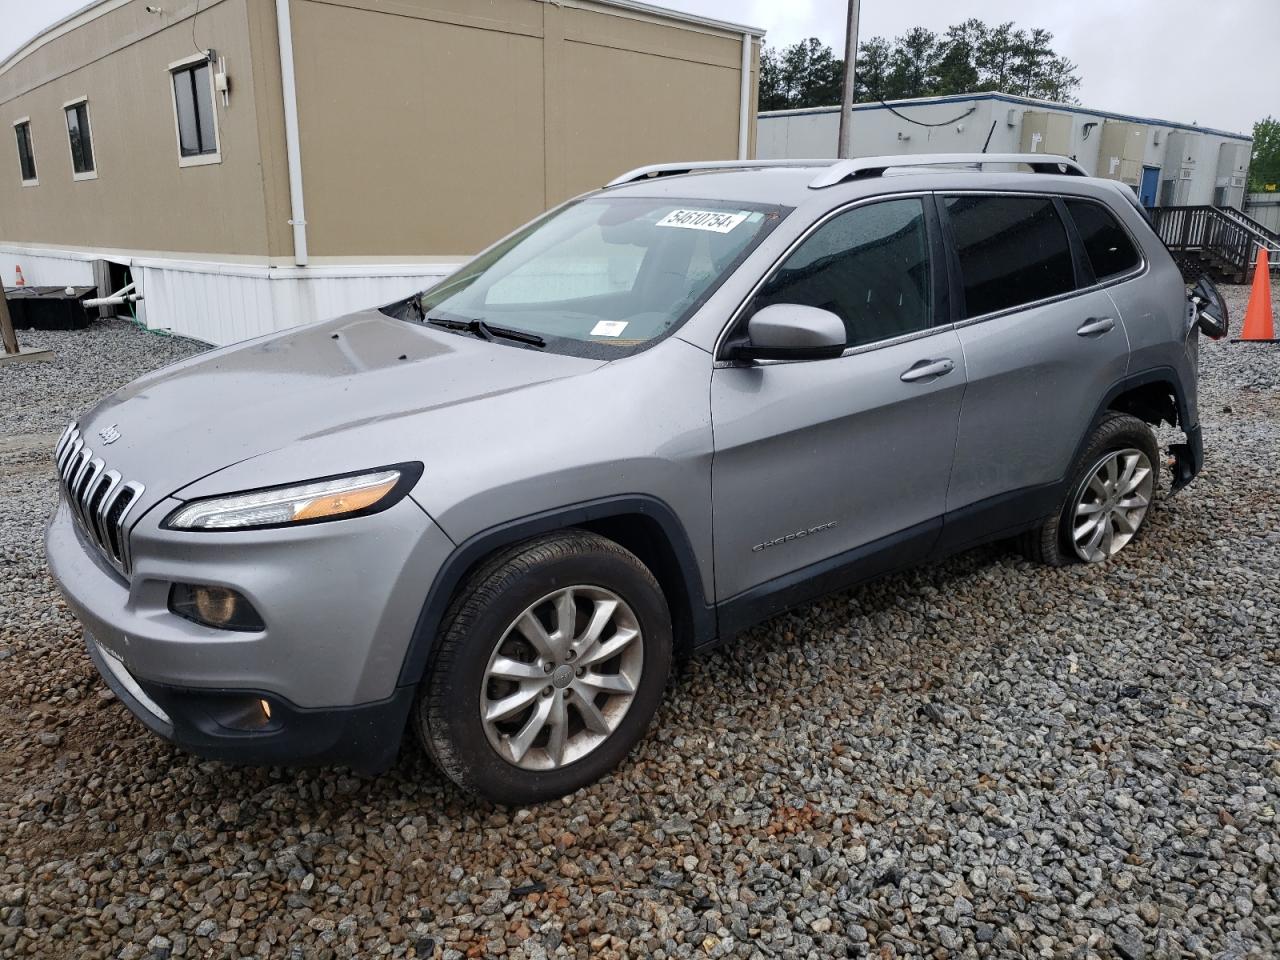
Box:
416 196 788 357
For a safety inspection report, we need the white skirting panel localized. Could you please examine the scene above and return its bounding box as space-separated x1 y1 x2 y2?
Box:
0 246 97 288
0 244 459 346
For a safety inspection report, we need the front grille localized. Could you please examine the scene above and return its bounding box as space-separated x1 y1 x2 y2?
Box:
54 423 145 577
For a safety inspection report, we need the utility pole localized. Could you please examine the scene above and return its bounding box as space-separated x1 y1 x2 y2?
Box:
837 0 861 159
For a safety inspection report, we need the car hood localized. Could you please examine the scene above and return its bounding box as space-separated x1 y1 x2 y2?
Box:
73 309 606 508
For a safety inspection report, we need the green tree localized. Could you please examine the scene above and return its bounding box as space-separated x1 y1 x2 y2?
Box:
758 46 789 112
854 36 893 101
1037 55 1081 103
935 19 985 95
757 21 1081 111
976 21 1026 93
1249 117 1280 192
888 27 941 99
757 38 843 111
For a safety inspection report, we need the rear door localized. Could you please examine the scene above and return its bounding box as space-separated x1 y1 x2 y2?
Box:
940 192 1132 538
710 195 965 606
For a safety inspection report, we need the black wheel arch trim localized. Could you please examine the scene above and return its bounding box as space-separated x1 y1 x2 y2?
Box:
396 495 714 689
1099 364 1194 427
1088 366 1201 493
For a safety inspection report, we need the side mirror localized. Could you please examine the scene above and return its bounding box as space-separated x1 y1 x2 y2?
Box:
726 304 846 362
1190 276 1229 340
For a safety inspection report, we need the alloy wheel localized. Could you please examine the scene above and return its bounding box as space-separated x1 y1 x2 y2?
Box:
1070 447 1154 562
480 586 644 770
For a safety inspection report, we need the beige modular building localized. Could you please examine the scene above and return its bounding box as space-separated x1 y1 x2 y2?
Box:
759 93 1253 212
0 0 762 344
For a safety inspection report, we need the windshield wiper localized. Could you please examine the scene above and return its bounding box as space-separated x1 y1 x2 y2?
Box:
425 316 545 348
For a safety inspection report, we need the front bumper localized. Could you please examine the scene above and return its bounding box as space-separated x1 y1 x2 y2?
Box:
46 492 455 771
86 634 414 774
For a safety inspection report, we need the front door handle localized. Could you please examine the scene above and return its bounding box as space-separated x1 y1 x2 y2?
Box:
900 357 955 382
1077 317 1116 337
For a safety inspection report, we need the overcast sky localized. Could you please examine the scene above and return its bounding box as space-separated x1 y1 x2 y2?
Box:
1 0 1274 134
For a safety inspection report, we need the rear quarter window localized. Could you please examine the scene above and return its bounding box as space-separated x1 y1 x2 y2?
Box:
1065 199 1142 281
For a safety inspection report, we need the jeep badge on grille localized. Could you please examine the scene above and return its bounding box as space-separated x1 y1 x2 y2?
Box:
98 425 121 444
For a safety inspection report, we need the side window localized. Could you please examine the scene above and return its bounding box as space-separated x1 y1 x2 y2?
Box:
944 195 1075 318
63 98 96 178
1065 200 1141 281
171 58 220 162
754 198 933 349
14 120 37 184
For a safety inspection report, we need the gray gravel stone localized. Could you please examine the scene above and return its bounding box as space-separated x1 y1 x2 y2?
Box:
1 288 1278 958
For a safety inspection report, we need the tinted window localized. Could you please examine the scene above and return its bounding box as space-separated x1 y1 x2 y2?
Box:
64 101 94 174
754 198 933 348
14 121 36 182
1066 200 1140 281
172 62 218 157
944 195 1075 317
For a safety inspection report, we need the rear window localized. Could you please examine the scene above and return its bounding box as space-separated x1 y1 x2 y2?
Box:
944 195 1076 318
1066 199 1141 281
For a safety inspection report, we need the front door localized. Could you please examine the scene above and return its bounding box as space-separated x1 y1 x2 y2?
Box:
710 196 965 606
1139 166 1160 208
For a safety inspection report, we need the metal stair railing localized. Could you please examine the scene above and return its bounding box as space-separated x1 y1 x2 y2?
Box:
1219 205 1280 244
1148 205 1278 280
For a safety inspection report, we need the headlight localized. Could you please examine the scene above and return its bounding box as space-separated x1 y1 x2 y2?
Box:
164 465 420 531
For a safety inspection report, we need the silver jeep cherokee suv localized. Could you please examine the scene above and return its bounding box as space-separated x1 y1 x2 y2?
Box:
46 154 1227 804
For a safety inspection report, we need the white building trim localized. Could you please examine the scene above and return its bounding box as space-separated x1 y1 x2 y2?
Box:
0 243 459 346
274 0 309 267
737 33 751 160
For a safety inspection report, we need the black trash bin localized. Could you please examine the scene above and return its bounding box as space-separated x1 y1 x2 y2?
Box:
2 286 97 330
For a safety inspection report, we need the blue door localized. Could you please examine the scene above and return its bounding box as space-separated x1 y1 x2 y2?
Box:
1139 166 1160 208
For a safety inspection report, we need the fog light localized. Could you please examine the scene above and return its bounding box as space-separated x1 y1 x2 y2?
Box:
169 583 265 632
214 695 278 731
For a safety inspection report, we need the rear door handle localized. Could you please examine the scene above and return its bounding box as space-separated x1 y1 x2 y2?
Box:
900 358 955 382
1077 317 1116 337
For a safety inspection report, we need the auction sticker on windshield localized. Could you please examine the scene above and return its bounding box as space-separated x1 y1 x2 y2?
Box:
657 209 749 233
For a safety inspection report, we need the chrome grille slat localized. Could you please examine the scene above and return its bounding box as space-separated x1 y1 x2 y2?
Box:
68 450 95 527
51 425 145 578
59 437 83 478
113 482 145 570
91 470 123 546
54 423 75 461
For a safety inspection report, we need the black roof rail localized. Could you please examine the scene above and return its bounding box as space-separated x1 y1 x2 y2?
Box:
604 159 837 188
808 153 1088 188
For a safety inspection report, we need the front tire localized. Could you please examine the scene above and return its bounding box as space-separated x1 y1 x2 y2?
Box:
415 531 672 805
1020 411 1160 566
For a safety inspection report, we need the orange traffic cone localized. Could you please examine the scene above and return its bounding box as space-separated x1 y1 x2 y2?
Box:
1234 247 1277 343
13 265 25 287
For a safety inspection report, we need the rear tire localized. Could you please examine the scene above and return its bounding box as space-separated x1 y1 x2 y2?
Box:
415 530 672 805
1019 411 1160 566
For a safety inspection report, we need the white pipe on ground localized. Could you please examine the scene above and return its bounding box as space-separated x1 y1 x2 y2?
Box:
275 0 309 267
82 293 142 309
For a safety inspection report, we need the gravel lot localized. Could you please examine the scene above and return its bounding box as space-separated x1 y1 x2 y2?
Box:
2 291 1277 960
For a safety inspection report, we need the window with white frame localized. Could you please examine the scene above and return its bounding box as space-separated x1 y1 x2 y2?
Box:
170 55 220 164
64 98 96 178
14 119 37 184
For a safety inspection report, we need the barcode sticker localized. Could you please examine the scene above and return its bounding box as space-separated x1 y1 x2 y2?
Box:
656 209 749 233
